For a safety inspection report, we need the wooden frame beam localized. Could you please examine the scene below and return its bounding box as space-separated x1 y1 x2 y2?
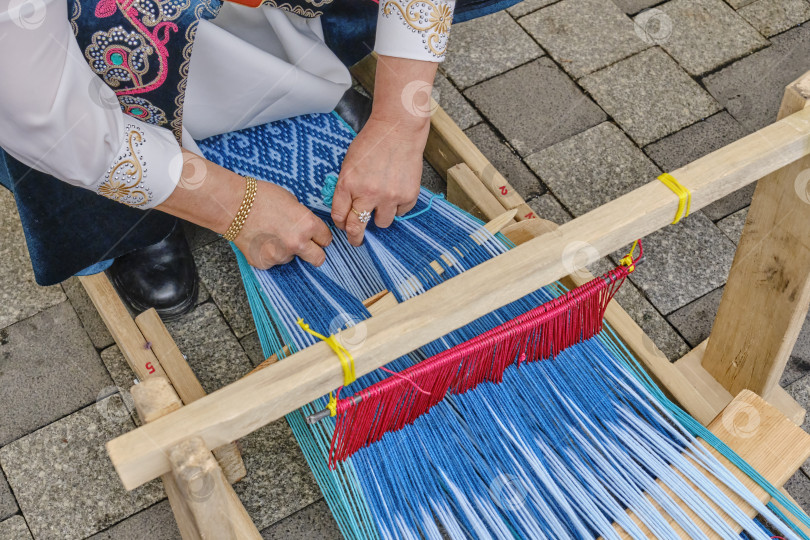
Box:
106 104 810 490
702 72 810 401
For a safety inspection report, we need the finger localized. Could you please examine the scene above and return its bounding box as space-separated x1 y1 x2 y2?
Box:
374 203 397 228
297 240 327 267
345 198 372 247
310 216 333 247
396 198 418 217
330 178 353 230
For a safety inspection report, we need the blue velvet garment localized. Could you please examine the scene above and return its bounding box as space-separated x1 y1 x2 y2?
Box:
0 0 521 286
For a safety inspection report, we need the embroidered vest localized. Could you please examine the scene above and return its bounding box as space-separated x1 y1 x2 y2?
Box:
70 0 335 142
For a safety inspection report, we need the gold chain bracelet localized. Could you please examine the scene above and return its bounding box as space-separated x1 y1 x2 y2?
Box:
223 176 258 242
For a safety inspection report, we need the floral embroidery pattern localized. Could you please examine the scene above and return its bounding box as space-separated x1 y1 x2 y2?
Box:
382 0 453 58
97 125 152 207
119 95 167 125
85 26 153 88
257 0 333 18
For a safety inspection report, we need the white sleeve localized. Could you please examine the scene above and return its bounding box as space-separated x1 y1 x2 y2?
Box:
0 0 182 209
374 0 456 62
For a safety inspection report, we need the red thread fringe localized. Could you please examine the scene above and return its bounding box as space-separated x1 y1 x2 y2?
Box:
327 266 631 468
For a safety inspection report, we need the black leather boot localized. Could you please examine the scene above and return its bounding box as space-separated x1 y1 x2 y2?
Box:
335 88 373 133
107 221 198 321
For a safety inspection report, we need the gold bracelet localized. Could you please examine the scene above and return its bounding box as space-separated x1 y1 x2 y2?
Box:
223 176 258 242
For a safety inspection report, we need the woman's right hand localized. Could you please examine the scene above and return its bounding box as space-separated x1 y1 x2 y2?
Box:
156 149 332 269
233 181 332 269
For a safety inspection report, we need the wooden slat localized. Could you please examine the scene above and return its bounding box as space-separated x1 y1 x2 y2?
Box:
447 163 512 222
703 71 810 403
135 309 247 484
79 273 165 381
130 377 202 540
168 437 261 540
106 102 810 490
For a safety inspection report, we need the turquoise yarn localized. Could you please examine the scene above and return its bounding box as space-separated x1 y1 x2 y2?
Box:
320 173 444 221
322 173 339 207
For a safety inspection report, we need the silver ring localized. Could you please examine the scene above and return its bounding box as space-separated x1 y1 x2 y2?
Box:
351 207 371 224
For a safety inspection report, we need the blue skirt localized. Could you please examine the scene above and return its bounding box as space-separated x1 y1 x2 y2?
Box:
0 0 519 286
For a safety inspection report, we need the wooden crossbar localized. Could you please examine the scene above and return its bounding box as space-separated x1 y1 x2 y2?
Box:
105 104 810 490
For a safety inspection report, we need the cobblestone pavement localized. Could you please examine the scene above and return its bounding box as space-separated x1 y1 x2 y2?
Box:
3 1 810 537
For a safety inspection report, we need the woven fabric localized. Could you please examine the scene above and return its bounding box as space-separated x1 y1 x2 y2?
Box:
198 112 355 210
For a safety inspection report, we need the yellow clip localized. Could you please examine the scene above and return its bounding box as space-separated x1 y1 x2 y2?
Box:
619 240 640 273
297 318 356 386
324 392 337 417
658 173 691 224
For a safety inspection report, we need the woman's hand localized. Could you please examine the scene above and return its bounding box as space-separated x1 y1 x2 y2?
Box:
157 150 332 269
232 181 332 269
331 115 427 246
331 55 438 246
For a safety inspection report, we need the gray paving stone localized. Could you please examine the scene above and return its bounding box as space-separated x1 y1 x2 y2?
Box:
726 0 757 8
589 258 690 360
507 0 556 18
0 474 15 522
443 12 542 89
580 48 720 146
716 207 748 244
666 287 723 348
0 516 31 540
784 469 810 512
613 212 737 314
0 190 65 330
787 375 810 432
738 0 810 38
526 193 572 225
60 277 115 350
465 123 545 201
421 160 446 195
165 302 254 394
520 0 649 78
612 0 663 14
87 501 180 540
260 500 340 539
526 123 661 216
194 240 254 339
240 331 267 368
465 58 606 157
703 25 810 132
433 73 482 131
99 346 138 404
784 328 810 388
234 418 322 530
0 302 113 446
643 112 748 172
0 395 164 540
182 221 220 251
637 0 768 76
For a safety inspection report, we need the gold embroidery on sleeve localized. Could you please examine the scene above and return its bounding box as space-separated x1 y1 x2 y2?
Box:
382 0 453 58
97 126 152 207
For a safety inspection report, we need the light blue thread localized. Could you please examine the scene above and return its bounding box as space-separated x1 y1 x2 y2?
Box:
394 193 445 222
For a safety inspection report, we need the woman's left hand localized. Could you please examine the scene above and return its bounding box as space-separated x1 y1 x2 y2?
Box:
330 114 428 246
331 55 438 246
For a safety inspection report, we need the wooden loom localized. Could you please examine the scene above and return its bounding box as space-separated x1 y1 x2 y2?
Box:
74 58 810 538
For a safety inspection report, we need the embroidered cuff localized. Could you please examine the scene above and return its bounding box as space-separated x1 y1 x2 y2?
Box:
93 122 182 209
374 0 456 62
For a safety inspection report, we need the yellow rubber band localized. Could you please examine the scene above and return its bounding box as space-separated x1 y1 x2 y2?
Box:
658 173 691 224
619 239 640 273
297 318 356 387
